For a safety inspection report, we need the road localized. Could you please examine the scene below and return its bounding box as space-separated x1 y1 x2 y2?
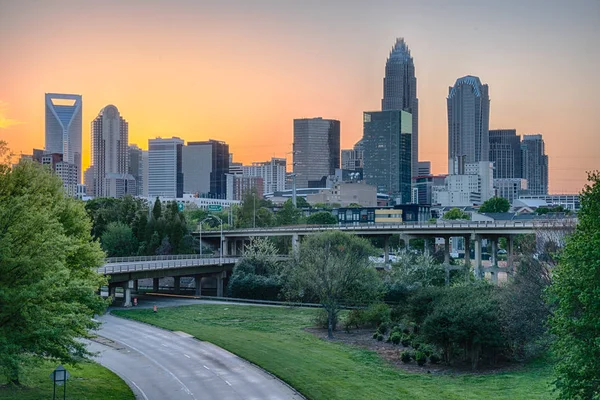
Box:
89 314 302 400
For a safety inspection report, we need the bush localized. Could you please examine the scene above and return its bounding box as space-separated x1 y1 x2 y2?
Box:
372 332 379 339
364 303 391 327
376 322 389 335
429 353 441 364
401 350 413 363
227 273 282 300
418 343 434 357
314 309 338 331
400 335 411 347
415 351 427 366
376 334 384 341
390 332 402 345
343 309 365 332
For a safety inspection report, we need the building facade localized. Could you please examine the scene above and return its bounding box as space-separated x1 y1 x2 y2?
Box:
183 140 229 198
233 175 264 201
521 134 549 195
412 174 447 205
447 76 490 174
45 93 82 184
362 110 412 204
489 129 522 179
148 137 184 198
128 144 144 196
433 161 494 206
90 105 133 198
381 38 419 178
494 178 528 203
306 182 377 207
293 117 340 188
243 157 287 195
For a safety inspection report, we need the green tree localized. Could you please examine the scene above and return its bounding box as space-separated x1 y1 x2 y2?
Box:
306 211 338 225
236 190 274 228
442 208 470 220
101 222 139 257
347 203 362 208
276 199 303 226
285 232 379 338
0 153 107 384
479 197 510 213
295 197 311 208
548 171 600 400
152 197 162 220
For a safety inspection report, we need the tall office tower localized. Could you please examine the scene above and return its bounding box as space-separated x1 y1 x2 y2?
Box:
91 105 134 198
45 93 82 183
242 157 287 195
362 110 412 203
84 165 96 197
381 38 419 178
141 150 149 197
417 161 431 176
489 129 522 179
148 137 184 198
521 134 549 195
293 117 340 188
447 76 490 174
128 144 144 196
182 140 229 198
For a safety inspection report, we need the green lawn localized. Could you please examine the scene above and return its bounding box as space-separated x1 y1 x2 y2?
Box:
0 360 134 400
113 304 555 400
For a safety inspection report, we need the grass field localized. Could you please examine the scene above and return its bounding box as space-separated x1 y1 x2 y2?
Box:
114 304 555 400
0 360 134 400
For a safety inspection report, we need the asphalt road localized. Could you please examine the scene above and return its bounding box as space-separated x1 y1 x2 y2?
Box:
89 314 302 400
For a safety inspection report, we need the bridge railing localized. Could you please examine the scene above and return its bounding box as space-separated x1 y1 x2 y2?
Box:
99 256 241 274
105 254 221 264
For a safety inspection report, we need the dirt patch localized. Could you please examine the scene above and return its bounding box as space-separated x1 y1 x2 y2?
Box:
304 327 524 375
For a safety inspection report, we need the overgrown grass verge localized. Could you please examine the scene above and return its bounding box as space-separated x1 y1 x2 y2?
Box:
0 359 134 400
113 304 555 400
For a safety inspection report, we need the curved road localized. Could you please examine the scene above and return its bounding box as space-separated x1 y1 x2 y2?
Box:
88 314 302 400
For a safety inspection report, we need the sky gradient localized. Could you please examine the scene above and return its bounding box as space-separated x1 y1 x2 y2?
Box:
1 0 599 193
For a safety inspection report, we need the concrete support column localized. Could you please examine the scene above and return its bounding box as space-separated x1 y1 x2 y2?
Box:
464 235 471 281
194 275 202 297
123 280 132 307
109 284 117 299
444 236 451 286
474 234 482 279
216 273 224 298
222 239 229 257
423 238 430 257
490 237 498 284
507 235 515 275
173 276 181 294
292 233 299 255
383 235 390 264
133 279 138 292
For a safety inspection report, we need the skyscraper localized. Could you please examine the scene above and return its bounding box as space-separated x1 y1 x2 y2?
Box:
447 76 490 174
489 129 522 179
128 144 144 196
382 38 419 178
243 157 287 195
293 118 340 188
45 93 82 182
522 134 549 195
362 110 412 203
148 137 184 198
182 140 229 198
91 105 134 198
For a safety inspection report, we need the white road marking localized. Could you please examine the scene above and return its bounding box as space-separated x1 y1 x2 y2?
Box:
184 354 191 359
225 380 232 386
203 365 210 370
129 379 150 400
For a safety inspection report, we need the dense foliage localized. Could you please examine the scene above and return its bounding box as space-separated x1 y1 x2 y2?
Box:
306 211 338 225
442 208 470 220
548 171 600 399
0 149 107 384
478 197 511 213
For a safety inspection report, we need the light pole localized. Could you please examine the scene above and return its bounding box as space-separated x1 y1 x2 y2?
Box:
199 215 223 264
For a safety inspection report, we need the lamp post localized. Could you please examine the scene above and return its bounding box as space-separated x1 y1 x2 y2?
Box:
199 215 223 264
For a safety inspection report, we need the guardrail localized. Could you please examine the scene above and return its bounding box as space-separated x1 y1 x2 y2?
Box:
99 257 240 274
105 254 221 264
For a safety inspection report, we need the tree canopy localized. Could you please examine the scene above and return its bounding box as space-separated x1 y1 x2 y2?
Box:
306 211 338 225
276 199 303 226
548 171 600 399
442 208 470 220
285 232 379 338
0 150 107 384
479 197 510 213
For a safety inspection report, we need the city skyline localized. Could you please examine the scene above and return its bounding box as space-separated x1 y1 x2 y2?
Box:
1 0 599 193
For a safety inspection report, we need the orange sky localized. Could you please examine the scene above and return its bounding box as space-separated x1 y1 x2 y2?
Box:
1 0 599 193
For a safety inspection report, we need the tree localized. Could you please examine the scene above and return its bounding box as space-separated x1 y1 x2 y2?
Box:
389 250 445 289
236 190 274 228
442 208 470 220
101 222 138 257
479 197 510 213
295 197 311 209
276 199 303 226
285 232 379 338
548 171 600 400
306 211 338 225
0 153 107 384
152 197 162 220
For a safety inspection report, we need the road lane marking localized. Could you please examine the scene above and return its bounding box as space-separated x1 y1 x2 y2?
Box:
184 354 191 359
203 365 210 370
161 343 168 347
225 380 232 386
129 379 150 400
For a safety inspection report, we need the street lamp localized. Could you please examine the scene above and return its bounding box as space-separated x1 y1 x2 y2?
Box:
198 215 223 265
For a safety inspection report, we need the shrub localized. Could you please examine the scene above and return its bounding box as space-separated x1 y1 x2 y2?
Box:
314 308 338 331
376 334 384 342
364 303 391 327
372 332 379 339
415 351 427 366
400 335 411 347
429 353 441 364
390 332 402 345
419 343 434 357
343 309 365 332
401 350 413 363
376 322 389 335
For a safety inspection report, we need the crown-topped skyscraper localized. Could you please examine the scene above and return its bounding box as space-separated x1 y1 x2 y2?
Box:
381 38 419 178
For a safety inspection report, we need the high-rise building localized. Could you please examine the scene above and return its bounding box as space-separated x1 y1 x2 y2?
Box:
45 93 82 183
232 176 264 201
447 76 490 174
362 110 412 203
84 165 96 197
433 161 494 206
417 161 431 176
91 105 134 198
148 137 184 198
128 145 144 196
382 38 419 178
182 140 229 198
293 118 340 188
243 157 287 195
489 129 522 179
521 134 549 195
